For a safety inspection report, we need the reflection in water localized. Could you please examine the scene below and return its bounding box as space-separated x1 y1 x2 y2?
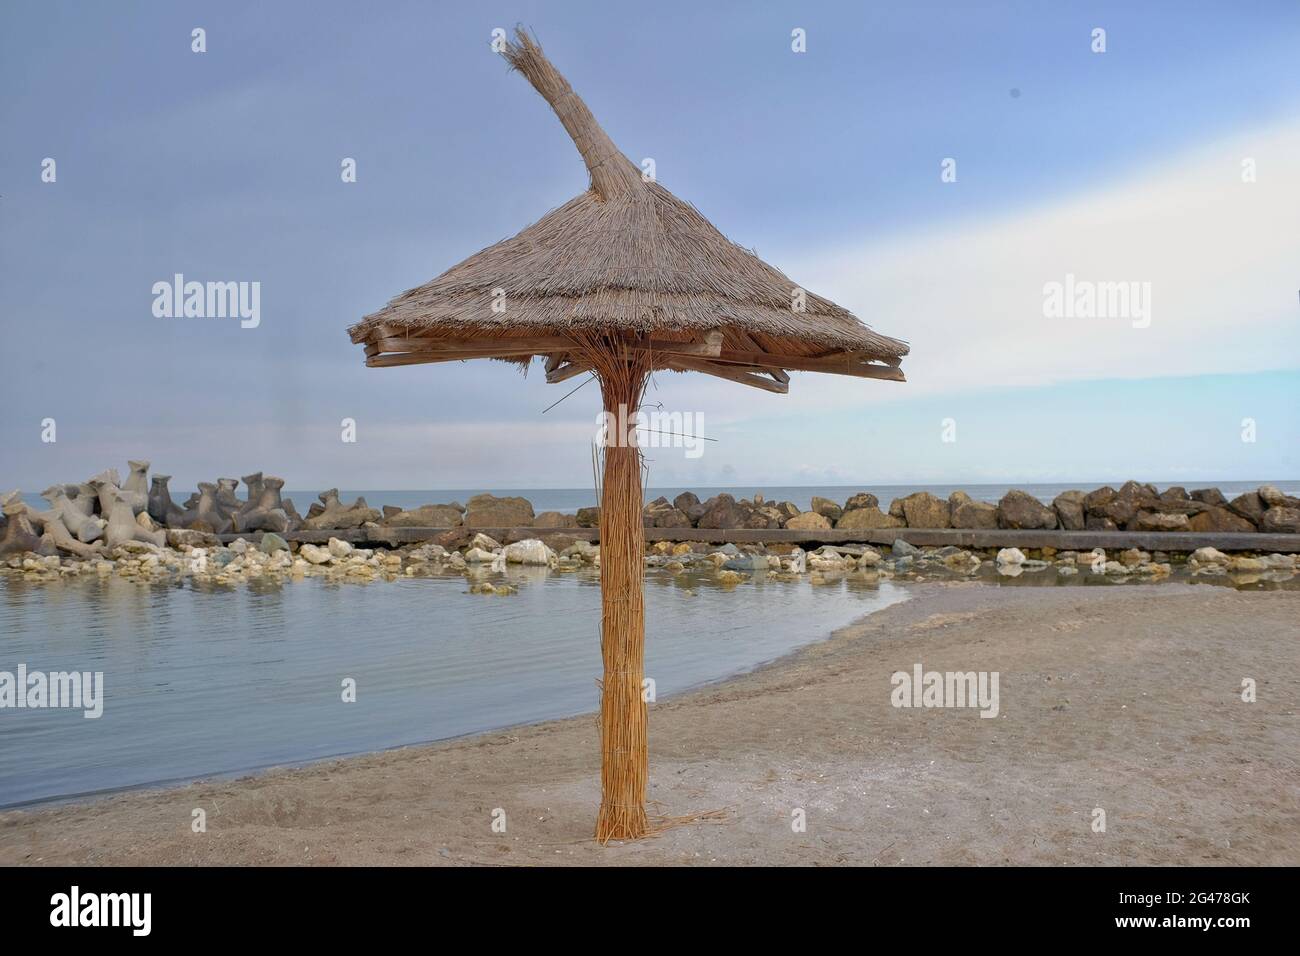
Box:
0 568 903 807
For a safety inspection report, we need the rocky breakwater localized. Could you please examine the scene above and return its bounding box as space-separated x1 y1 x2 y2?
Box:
4 468 1297 590
620 482 1300 537
300 482 1298 539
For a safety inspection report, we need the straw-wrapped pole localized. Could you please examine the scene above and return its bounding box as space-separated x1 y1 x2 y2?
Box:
585 340 652 842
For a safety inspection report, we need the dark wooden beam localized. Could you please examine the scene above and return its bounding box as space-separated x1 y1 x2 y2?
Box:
643 329 723 357
729 329 789 383
704 348 905 381
545 361 591 384
666 355 789 393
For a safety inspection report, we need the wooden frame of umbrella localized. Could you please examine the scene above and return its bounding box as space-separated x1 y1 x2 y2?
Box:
349 30 909 842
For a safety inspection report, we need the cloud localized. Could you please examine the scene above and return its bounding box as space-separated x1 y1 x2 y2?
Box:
775 117 1300 409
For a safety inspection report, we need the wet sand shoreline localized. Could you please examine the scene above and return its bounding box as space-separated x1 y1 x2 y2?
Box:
2 583 1296 866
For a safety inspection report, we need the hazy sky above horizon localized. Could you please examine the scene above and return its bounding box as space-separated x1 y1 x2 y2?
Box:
2 0 1298 490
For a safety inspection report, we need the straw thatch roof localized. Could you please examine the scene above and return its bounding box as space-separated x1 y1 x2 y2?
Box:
349 29 908 393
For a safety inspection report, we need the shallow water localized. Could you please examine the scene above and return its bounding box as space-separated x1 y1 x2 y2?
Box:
0 569 904 807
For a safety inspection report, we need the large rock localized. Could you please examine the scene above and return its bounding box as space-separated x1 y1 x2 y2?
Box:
1083 485 1117 515
1149 487 1207 516
1226 492 1265 526
468 532 501 551
697 494 744 530
949 491 998 529
672 492 700 515
743 508 782 530
575 506 601 528
1189 546 1229 566
463 493 534 528
1052 490 1086 531
1084 481 1157 528
1187 506 1256 533
643 496 693 528
1260 507 1300 533
299 543 332 564
997 490 1056 530
383 503 464 527
1148 498 1207 517
503 538 556 565
835 507 904 530
810 496 843 522
893 492 950 528
774 501 801 521
1259 485 1300 509
259 532 289 554
1190 488 1227 506
844 492 879 511
1132 511 1189 531
533 511 575 528
785 511 832 531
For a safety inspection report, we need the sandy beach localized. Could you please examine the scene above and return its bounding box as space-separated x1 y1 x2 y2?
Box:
2 581 1295 866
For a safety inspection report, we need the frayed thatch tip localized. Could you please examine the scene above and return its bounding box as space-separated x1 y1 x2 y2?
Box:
497 26 642 201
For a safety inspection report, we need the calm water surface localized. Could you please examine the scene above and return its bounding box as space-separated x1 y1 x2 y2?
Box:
0 570 904 807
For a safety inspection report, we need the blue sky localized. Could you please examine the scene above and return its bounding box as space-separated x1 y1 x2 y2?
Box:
2 0 1297 489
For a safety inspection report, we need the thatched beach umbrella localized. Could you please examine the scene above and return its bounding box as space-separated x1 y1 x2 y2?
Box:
349 30 908 842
